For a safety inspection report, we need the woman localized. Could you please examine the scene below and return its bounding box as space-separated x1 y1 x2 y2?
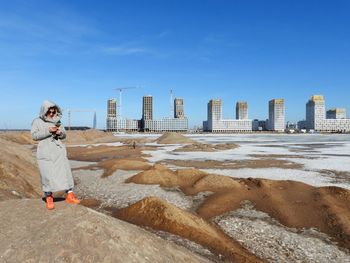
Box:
31 100 80 210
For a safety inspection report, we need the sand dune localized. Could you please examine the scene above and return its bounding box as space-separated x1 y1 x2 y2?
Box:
156 132 195 144
65 129 118 144
127 166 350 251
0 132 35 145
115 196 263 262
68 145 152 161
174 142 239 152
125 164 206 189
98 158 152 177
0 137 41 200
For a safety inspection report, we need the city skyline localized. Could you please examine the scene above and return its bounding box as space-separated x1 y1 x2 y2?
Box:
0 1 350 129
107 93 350 132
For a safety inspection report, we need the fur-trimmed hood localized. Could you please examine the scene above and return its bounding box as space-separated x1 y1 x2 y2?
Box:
39 100 62 123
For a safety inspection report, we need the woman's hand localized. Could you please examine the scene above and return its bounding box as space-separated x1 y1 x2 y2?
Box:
49 126 58 133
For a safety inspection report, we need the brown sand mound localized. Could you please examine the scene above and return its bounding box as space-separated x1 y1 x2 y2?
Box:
65 129 119 144
164 158 303 170
67 144 153 162
99 158 152 177
128 165 246 194
126 164 207 190
197 180 350 250
115 196 263 262
0 132 35 145
0 137 41 201
156 132 195 144
0 199 208 262
128 169 350 251
174 142 239 152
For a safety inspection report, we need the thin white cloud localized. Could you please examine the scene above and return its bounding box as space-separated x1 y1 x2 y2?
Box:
102 45 148 55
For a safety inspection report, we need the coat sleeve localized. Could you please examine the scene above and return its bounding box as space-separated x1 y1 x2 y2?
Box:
31 119 52 141
58 125 67 140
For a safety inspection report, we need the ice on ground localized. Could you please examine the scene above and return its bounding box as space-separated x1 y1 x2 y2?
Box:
68 142 124 147
143 147 253 163
201 168 350 189
73 169 192 210
282 156 350 173
215 205 350 263
186 134 350 144
69 160 97 169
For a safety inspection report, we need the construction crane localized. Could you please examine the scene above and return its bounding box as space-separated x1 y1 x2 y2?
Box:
113 86 140 120
170 89 173 118
67 109 97 130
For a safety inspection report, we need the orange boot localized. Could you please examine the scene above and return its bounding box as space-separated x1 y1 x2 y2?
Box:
46 195 55 210
65 192 80 204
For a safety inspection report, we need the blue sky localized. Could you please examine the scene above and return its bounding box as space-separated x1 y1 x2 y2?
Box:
0 0 349 129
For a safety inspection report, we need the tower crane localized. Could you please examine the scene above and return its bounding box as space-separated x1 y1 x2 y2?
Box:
113 86 140 120
170 89 173 118
67 109 97 130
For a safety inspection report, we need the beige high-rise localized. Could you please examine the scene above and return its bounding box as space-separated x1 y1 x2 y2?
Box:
107 98 117 118
268 99 285 131
142 95 153 120
174 98 185 118
236 101 248 120
326 108 346 119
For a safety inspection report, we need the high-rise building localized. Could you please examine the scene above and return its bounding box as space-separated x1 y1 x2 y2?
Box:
207 99 222 122
142 95 153 120
107 98 140 131
174 98 185 118
268 99 285 132
306 95 325 130
107 98 117 118
236 101 248 120
205 99 252 132
326 108 346 119
305 95 350 132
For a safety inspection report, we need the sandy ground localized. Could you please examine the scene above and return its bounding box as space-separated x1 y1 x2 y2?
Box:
66 133 350 262
0 199 209 263
2 131 350 262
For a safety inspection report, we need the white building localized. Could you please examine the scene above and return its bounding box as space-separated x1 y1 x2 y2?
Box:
306 95 350 132
205 99 252 132
141 95 189 132
107 118 140 132
268 99 285 132
326 108 346 119
143 118 188 132
236 101 248 120
306 95 325 130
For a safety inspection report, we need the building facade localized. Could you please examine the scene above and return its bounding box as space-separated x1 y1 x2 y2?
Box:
326 108 346 119
174 98 185 118
236 101 248 120
306 95 350 132
268 99 285 132
143 118 188 132
107 118 140 131
142 95 153 121
306 95 325 131
140 95 188 132
205 99 252 132
107 98 117 118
